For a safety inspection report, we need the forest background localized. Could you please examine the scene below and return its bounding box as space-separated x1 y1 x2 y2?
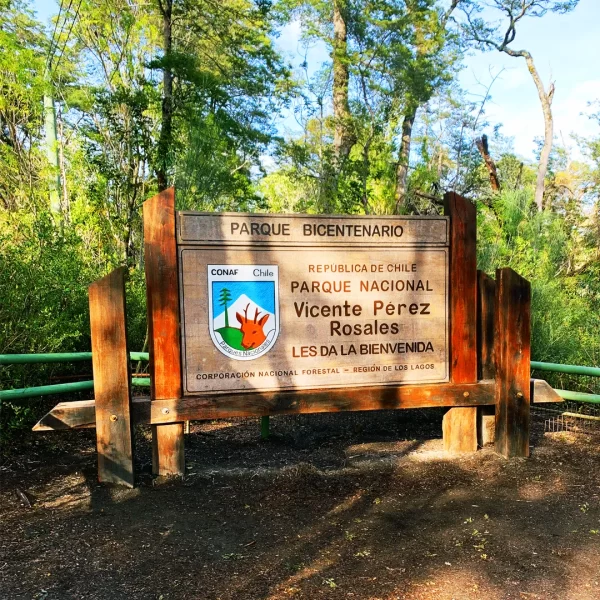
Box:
1 0 600 434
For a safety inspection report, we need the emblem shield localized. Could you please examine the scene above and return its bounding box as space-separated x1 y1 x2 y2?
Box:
207 265 279 361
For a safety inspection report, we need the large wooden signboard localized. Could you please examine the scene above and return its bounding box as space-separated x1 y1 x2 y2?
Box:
177 214 450 395
36 188 545 485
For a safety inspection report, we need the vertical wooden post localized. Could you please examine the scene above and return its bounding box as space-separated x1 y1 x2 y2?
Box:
89 267 134 487
477 271 496 446
494 268 531 458
144 187 185 476
442 192 478 453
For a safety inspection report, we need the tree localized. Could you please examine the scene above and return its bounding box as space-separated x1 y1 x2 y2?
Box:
460 0 580 211
0 0 48 211
219 287 232 327
156 0 173 192
393 0 461 211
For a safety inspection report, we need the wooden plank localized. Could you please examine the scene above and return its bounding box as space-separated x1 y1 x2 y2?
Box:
147 381 495 424
180 248 450 394
531 379 563 403
443 192 478 452
89 268 134 487
33 383 494 430
33 400 96 430
143 187 185 476
32 378 562 432
477 271 496 447
443 407 478 452
477 271 496 380
445 192 477 382
494 268 531 458
178 213 449 246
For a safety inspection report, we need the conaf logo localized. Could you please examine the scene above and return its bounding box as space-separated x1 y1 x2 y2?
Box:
207 265 279 361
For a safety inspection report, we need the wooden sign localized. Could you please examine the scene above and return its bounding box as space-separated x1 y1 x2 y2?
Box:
178 214 450 395
36 190 538 485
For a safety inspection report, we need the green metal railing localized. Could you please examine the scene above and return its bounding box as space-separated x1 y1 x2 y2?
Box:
0 378 151 401
531 361 600 379
0 352 149 365
530 361 600 404
0 352 150 401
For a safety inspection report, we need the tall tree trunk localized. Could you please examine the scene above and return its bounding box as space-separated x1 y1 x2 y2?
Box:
56 106 70 221
392 0 459 213
498 49 553 211
157 0 173 192
332 0 355 163
394 103 417 213
524 53 554 211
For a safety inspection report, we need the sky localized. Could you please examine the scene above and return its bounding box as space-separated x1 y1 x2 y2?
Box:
34 0 600 163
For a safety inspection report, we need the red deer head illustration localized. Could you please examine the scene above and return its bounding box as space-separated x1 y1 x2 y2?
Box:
236 303 270 350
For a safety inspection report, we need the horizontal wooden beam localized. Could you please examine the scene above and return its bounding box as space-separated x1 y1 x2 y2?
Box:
32 379 563 432
147 381 496 424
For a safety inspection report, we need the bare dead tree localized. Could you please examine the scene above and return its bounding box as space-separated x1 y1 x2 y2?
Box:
461 0 579 210
476 134 501 191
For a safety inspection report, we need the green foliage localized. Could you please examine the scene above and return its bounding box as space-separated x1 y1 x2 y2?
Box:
477 190 600 367
0 210 148 436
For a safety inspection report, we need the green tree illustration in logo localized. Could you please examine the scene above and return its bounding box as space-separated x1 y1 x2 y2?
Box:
219 288 232 328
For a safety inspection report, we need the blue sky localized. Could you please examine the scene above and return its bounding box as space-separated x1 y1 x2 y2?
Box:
34 0 600 162
211 281 275 319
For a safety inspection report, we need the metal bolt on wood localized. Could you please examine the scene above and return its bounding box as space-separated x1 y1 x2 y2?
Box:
110 414 118 422
162 408 170 415
463 391 470 398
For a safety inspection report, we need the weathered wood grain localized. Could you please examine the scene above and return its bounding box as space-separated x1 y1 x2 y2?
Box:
148 381 495 423
33 400 96 430
180 247 449 394
494 268 531 458
531 379 563 404
445 192 477 382
89 267 134 487
443 192 478 452
33 378 560 431
443 407 478 453
178 213 449 247
477 271 496 380
477 271 497 447
143 187 185 476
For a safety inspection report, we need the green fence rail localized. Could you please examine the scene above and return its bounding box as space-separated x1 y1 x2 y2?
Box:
1 354 599 405
0 378 150 401
0 352 150 401
531 361 600 379
0 352 149 365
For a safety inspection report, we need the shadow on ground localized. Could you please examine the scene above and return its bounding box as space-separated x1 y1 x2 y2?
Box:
1 410 599 600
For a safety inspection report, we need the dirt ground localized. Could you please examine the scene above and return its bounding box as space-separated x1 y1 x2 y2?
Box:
1 409 600 600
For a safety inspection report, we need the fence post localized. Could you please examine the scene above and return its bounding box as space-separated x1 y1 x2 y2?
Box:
89 267 135 487
477 270 496 446
494 268 531 458
144 187 185 476
442 192 478 452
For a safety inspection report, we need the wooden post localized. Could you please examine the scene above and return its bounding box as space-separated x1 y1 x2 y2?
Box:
89 267 135 487
442 192 478 453
144 187 185 476
477 271 496 446
494 268 531 458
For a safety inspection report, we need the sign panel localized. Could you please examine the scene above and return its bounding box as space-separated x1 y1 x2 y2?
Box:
178 213 448 246
178 214 449 395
